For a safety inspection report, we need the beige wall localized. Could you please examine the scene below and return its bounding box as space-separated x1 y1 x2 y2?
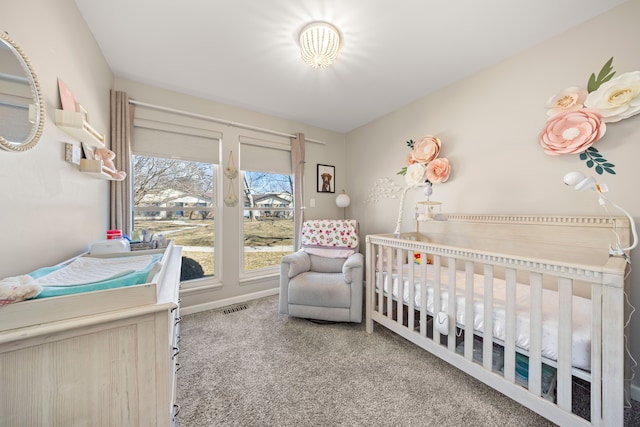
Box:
0 0 113 276
345 0 640 393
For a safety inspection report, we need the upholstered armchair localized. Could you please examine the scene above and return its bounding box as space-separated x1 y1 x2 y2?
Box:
279 219 363 323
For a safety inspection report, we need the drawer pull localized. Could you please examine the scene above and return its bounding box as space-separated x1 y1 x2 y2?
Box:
171 299 182 312
173 403 180 419
174 316 183 326
175 362 182 372
172 346 180 359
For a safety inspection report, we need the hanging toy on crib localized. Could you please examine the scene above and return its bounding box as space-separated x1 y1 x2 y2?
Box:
413 252 432 265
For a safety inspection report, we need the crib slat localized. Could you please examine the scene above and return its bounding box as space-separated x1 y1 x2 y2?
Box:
464 261 474 361
447 257 457 352
396 248 405 325
385 247 393 319
433 255 442 343
591 284 603 426
504 268 517 383
482 265 494 372
419 252 428 337
528 272 543 397
407 250 416 329
556 277 573 412
376 244 384 318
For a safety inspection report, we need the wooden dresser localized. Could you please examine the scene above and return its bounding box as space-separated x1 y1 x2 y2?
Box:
0 243 182 427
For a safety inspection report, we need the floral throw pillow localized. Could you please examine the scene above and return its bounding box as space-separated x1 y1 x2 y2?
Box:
301 219 359 249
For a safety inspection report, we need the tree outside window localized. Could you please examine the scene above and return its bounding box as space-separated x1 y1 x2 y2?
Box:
133 155 215 280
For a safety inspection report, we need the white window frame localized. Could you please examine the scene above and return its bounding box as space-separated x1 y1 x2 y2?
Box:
238 135 294 279
130 104 223 289
130 154 220 289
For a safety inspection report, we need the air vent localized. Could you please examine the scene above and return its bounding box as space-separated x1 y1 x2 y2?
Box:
222 304 248 315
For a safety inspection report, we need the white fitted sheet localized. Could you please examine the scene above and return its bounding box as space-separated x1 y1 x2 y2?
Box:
377 264 592 370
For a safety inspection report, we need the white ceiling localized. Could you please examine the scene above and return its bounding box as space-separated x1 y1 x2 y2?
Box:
74 0 626 133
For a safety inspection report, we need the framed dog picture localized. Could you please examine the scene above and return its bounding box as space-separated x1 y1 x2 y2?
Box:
317 164 335 193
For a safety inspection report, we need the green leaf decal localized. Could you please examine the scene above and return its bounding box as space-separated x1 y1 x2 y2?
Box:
580 148 616 175
587 57 615 93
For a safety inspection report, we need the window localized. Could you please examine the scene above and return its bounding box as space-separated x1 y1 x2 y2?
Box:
239 136 294 274
242 170 294 272
131 105 221 283
130 105 296 281
133 155 216 280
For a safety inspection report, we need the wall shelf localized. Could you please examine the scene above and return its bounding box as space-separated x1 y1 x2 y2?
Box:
80 158 114 180
55 109 106 147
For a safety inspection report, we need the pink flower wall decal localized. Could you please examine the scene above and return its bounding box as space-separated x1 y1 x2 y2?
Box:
426 158 451 183
539 109 606 156
398 135 452 187
538 57 640 175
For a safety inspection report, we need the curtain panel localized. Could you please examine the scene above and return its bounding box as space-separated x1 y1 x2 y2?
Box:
291 133 305 251
109 90 133 235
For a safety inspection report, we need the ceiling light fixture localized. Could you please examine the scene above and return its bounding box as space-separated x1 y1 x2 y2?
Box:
299 22 341 69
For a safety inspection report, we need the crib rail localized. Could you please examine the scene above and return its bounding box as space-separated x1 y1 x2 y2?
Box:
365 231 628 427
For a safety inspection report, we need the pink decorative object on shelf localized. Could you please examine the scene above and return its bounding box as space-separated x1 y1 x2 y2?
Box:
57 78 77 112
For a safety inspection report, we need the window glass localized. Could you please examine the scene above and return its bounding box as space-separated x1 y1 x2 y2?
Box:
242 170 294 272
133 155 216 280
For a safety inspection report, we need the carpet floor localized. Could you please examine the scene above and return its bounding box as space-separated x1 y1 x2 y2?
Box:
176 295 640 426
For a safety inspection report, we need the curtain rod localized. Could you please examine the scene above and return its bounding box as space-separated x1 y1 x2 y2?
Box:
128 99 326 145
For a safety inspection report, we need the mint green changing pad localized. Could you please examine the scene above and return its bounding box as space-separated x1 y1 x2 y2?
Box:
30 254 163 299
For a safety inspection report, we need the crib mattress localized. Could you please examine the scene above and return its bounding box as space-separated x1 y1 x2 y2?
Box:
377 264 592 370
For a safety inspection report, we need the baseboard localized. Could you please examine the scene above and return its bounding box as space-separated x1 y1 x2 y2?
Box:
180 287 279 315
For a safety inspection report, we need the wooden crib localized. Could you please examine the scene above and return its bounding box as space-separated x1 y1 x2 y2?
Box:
365 214 631 426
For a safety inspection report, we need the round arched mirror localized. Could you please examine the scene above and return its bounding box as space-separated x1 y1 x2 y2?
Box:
0 31 45 152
